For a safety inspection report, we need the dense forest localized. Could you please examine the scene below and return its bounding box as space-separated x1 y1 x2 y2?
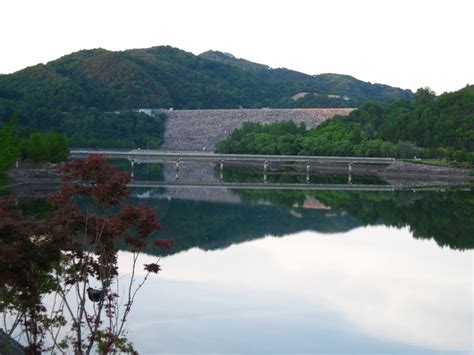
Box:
216 86 474 163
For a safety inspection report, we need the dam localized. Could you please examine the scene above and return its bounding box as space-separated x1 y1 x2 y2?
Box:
160 108 354 151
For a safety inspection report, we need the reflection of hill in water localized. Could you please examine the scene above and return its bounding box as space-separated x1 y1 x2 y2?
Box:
130 188 474 257
132 197 361 256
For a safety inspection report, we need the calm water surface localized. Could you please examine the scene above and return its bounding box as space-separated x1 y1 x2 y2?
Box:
109 162 473 354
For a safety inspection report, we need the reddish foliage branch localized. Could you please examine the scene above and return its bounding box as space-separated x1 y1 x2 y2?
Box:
0 155 175 353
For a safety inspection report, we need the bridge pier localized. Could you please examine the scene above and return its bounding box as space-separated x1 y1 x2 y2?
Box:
306 162 311 184
219 160 225 183
130 160 135 179
175 158 180 181
263 160 269 183
348 162 353 184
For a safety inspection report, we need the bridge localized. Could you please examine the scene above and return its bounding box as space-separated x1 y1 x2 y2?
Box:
70 149 395 164
70 149 395 182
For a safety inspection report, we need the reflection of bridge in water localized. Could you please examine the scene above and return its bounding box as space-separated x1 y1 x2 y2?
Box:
129 180 459 192
70 149 395 184
4 176 468 205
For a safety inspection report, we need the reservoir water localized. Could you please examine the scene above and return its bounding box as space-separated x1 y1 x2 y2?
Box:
3 160 473 353
112 162 473 354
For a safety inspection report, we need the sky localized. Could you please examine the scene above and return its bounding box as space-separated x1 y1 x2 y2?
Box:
1 0 473 94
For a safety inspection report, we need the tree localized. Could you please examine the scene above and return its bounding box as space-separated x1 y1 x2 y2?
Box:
25 132 47 163
44 132 69 163
414 87 436 106
0 117 19 172
395 141 422 159
0 155 174 353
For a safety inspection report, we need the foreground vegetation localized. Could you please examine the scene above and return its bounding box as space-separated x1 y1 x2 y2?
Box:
216 86 474 163
0 156 173 353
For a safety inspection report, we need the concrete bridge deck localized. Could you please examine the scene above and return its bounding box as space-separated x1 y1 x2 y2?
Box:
130 181 395 191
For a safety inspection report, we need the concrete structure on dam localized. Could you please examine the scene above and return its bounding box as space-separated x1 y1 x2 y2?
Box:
160 108 354 151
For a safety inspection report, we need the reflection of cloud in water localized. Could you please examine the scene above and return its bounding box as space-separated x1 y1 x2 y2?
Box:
119 226 472 353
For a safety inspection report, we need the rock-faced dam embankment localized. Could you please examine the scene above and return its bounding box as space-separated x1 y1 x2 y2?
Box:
161 108 354 152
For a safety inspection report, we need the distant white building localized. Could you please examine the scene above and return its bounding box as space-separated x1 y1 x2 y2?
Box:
133 108 174 117
138 108 154 116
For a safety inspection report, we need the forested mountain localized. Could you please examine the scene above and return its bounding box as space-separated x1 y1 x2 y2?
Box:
0 46 413 115
0 45 414 148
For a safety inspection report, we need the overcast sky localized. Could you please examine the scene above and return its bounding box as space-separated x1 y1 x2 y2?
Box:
1 0 473 94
